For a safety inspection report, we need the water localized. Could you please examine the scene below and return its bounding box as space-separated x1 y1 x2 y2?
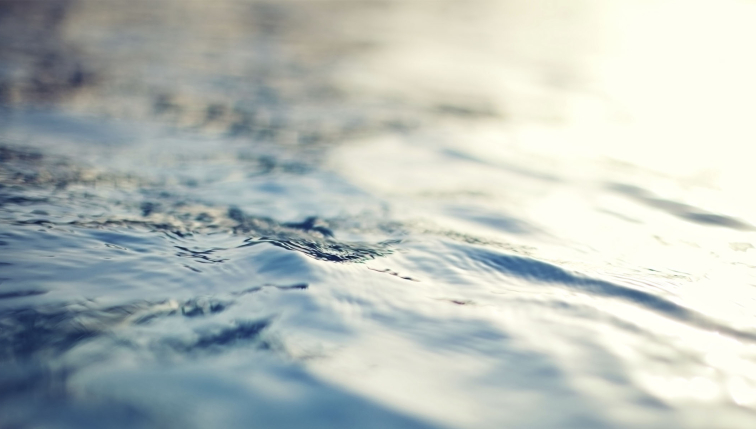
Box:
2 1 756 428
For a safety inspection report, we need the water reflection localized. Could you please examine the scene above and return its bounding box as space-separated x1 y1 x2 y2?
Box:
2 0 756 428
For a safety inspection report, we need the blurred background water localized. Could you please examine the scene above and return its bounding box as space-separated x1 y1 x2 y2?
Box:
1 0 756 427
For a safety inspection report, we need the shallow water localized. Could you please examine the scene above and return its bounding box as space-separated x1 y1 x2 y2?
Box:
2 1 756 428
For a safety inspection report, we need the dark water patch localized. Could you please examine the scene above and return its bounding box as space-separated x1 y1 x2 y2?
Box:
174 246 228 264
1 303 151 361
0 290 47 300
272 283 309 291
0 364 161 429
16 219 55 227
0 279 312 362
179 299 227 318
433 102 497 118
166 320 271 354
0 301 260 363
140 201 160 217
0 146 44 164
238 152 314 177
104 243 128 251
0 195 50 207
610 183 755 231
0 0 96 105
681 212 753 230
234 283 309 296
243 237 396 263
0 305 102 361
183 264 202 273
131 298 232 325
0 361 71 400
284 216 335 238
368 267 419 282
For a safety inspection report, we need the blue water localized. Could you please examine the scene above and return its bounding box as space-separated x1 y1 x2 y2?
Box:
2 1 756 428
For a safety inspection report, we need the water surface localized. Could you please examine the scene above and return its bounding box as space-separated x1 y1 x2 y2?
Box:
2 1 756 428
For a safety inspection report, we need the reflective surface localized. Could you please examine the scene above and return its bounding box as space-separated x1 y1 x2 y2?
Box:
2 1 756 428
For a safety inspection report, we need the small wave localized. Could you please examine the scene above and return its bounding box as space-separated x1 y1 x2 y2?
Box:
463 243 756 343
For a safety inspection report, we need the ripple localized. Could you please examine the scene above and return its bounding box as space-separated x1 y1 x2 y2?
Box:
462 243 756 342
610 183 755 231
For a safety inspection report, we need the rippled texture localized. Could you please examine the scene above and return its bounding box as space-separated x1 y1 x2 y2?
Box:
2 1 756 428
